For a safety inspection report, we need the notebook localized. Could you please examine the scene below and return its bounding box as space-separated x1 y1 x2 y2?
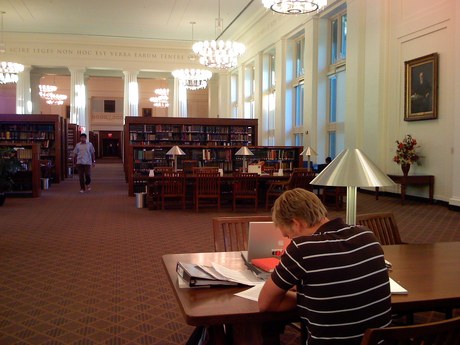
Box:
241 222 290 275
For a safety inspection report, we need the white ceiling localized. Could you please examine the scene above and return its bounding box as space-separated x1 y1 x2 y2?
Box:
1 0 261 42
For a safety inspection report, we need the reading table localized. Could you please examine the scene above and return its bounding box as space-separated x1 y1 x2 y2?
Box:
162 242 460 344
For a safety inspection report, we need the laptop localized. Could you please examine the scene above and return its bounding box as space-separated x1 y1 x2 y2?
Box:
241 222 290 276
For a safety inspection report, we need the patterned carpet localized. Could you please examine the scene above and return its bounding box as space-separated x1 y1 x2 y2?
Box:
1 160 459 345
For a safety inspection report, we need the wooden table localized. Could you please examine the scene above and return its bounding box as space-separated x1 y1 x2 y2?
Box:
162 242 460 344
376 174 434 204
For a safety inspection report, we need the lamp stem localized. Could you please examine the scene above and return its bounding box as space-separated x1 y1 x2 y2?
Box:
243 157 247 173
346 186 357 225
174 155 177 172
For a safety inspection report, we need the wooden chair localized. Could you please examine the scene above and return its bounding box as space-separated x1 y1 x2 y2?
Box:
232 172 259 212
265 168 315 210
321 186 346 210
262 166 275 175
154 166 173 176
212 215 272 252
192 166 219 174
360 316 460 345
194 171 221 211
160 171 186 210
182 160 199 175
356 212 403 245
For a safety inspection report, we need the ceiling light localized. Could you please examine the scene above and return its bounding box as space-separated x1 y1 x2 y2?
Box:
171 69 212 91
0 12 25 84
262 0 327 15
192 0 245 69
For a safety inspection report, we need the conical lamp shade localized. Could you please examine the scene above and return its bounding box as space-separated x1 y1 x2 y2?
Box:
235 146 254 156
311 149 396 187
300 146 318 156
166 146 186 156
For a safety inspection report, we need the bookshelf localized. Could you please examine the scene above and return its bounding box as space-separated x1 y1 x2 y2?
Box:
127 145 303 196
0 143 41 197
66 123 79 177
0 115 63 183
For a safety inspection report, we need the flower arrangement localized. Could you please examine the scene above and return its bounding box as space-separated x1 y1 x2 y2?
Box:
393 134 419 165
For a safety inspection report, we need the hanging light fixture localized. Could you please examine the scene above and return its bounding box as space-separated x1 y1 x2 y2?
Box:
149 88 169 108
45 93 67 106
262 0 327 15
172 22 212 90
38 84 58 99
192 0 245 69
0 12 25 84
172 69 212 91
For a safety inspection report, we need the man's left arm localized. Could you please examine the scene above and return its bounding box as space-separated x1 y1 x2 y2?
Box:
258 277 297 312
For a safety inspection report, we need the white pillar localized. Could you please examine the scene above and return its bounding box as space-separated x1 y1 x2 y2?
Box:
69 67 87 130
123 70 139 121
30 71 42 114
16 66 32 114
172 77 187 118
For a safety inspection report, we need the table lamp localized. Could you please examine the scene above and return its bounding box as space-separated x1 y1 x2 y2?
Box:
166 146 186 172
235 146 254 173
310 148 396 225
300 146 317 171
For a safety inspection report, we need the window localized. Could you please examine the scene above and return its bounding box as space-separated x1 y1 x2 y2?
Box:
231 72 238 117
263 51 276 145
291 36 305 146
326 9 347 158
330 12 347 64
244 64 255 119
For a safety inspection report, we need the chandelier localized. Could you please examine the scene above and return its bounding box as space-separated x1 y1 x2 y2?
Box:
172 68 212 91
45 93 67 105
192 0 245 69
149 88 169 108
0 62 24 84
39 78 67 105
0 12 25 84
262 0 327 14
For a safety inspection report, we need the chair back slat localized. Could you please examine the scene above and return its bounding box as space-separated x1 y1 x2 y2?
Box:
356 212 403 245
232 172 259 211
360 316 460 345
160 171 186 209
194 171 221 211
212 215 273 252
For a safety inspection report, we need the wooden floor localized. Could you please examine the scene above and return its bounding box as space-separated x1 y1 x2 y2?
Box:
1 159 459 345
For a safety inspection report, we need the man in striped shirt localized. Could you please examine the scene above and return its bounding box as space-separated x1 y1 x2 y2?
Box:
259 188 391 344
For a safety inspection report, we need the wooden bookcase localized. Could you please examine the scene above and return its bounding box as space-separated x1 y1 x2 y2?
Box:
1 143 41 197
123 116 304 196
66 123 80 177
0 115 63 183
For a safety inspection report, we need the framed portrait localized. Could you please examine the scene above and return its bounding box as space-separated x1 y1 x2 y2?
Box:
142 108 152 117
404 53 439 121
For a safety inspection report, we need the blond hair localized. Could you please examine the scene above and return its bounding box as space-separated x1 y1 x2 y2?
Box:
272 188 327 228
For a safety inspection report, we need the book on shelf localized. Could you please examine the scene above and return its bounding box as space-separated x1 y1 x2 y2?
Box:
176 261 239 288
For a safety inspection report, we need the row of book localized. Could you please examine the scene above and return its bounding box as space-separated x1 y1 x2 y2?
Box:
0 131 56 140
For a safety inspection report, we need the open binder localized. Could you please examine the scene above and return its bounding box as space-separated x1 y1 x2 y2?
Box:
176 261 239 288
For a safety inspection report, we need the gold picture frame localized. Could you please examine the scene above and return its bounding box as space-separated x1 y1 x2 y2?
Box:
404 53 439 121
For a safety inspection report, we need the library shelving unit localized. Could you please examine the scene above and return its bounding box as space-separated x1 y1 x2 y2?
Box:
0 143 41 197
0 114 63 183
66 123 80 178
123 116 303 196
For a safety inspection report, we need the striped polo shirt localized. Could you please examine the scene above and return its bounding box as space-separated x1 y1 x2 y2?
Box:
271 218 391 344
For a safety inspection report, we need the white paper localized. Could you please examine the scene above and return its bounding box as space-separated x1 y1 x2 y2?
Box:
234 283 265 301
389 277 408 294
211 262 265 286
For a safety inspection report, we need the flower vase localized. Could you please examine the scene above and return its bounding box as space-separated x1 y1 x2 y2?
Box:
401 164 410 176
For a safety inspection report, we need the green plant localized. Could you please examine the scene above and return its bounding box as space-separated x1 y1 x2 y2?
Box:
393 134 420 166
0 147 22 193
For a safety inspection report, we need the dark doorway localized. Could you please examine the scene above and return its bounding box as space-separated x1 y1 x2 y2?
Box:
102 138 120 157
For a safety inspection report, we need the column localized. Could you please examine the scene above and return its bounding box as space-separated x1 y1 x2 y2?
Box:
69 67 87 131
172 77 187 118
16 65 32 114
123 70 139 121
30 71 42 114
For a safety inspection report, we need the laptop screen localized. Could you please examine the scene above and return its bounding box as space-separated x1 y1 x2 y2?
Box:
242 221 290 262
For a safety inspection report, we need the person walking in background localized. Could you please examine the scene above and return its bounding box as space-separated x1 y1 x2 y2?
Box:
73 133 96 193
